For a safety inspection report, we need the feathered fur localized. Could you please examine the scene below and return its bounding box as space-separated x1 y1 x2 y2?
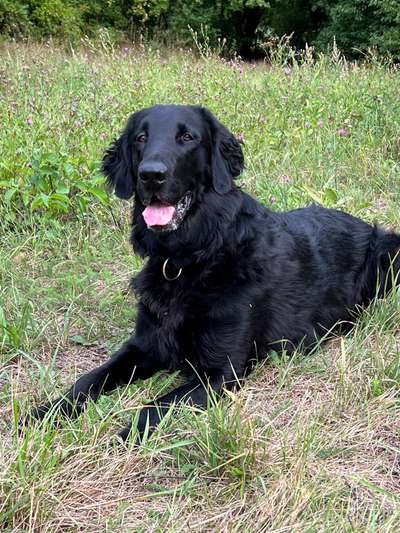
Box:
31 105 400 441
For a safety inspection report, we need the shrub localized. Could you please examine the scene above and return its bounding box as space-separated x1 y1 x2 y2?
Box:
312 0 400 58
0 1 399 60
0 0 31 37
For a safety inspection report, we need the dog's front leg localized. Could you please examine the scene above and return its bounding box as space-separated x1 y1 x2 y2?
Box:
119 365 244 442
30 335 163 422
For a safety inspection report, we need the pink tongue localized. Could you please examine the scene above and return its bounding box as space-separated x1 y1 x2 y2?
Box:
142 203 175 227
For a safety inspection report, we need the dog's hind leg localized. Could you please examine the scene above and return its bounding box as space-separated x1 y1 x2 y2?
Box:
377 232 400 296
357 229 400 303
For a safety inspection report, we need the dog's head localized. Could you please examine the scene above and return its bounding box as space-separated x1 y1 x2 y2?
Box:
102 104 244 232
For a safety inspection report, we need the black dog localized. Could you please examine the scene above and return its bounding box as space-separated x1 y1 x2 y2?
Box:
32 104 400 440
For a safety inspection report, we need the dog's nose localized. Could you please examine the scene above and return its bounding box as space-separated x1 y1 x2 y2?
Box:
138 162 167 185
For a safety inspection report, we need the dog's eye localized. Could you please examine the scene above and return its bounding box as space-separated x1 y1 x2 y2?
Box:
181 132 194 142
136 134 147 143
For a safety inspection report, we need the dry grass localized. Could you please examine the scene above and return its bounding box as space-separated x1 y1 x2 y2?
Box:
2 331 399 531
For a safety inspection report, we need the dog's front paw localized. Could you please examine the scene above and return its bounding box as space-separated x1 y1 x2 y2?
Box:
117 422 133 442
18 401 56 435
30 401 55 421
22 396 85 429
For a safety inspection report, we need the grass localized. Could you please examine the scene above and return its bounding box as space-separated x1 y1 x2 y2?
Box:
1 40 400 531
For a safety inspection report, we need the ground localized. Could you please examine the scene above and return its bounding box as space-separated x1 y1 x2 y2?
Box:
0 41 399 531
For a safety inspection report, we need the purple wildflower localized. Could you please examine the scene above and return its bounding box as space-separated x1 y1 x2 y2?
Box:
26 117 33 125
337 127 350 137
304 122 311 129
280 175 293 185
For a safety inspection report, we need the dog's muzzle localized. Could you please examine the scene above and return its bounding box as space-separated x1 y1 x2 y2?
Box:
142 192 193 232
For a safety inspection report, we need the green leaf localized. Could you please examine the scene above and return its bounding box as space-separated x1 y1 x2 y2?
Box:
63 163 75 176
301 185 323 204
50 193 70 205
324 187 338 204
4 188 18 203
21 193 31 207
0 179 14 187
70 334 93 346
49 193 70 212
56 183 70 195
40 193 50 207
87 186 109 205
31 196 44 210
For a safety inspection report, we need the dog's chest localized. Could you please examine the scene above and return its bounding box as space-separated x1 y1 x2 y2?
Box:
133 265 212 368
132 265 206 326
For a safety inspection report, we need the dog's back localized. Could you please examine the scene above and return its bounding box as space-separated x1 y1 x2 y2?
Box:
249 202 400 352
278 204 400 305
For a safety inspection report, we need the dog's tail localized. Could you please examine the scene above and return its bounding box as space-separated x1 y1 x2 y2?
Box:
358 227 400 303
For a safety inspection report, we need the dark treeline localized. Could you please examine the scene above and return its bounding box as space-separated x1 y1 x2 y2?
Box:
1 1 399 59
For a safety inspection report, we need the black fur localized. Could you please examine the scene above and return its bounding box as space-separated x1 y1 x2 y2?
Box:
31 105 400 441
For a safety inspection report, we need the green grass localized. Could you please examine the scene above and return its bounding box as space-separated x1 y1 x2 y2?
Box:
1 41 400 531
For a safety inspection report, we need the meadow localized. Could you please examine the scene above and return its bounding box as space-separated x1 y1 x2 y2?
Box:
0 40 400 531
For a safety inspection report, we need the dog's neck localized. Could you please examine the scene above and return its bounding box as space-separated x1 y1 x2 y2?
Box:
130 188 244 270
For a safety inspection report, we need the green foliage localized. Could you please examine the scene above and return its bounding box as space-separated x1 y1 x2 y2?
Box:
0 301 33 354
312 0 400 58
165 0 269 55
0 0 30 37
0 0 170 39
0 0 83 39
0 0 400 58
0 150 108 217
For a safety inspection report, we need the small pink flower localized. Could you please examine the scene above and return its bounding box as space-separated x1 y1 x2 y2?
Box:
75 120 82 128
283 67 291 75
269 195 277 204
317 120 324 128
123 47 129 54
337 127 350 137
100 132 107 140
280 174 293 184
26 117 33 125
236 133 245 142
304 122 311 129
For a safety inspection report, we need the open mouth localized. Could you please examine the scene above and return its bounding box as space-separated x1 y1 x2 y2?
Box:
142 192 192 232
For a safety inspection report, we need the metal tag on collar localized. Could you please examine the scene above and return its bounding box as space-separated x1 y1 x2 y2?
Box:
162 258 182 281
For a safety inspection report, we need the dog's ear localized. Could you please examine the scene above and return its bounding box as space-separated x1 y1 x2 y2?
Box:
101 133 133 199
102 111 145 200
200 107 244 194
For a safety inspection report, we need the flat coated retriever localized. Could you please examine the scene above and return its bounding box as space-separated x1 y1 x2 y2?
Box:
31 104 400 441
